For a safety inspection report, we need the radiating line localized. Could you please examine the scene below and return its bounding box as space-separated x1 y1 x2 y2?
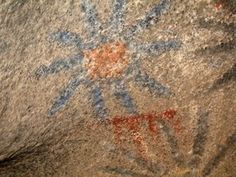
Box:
197 18 236 56
90 85 108 119
195 40 236 56
134 70 172 97
109 0 126 30
50 31 84 48
113 80 137 114
199 18 236 34
160 120 184 167
189 111 210 168
210 63 236 91
80 0 102 37
48 75 85 116
192 111 209 157
82 34 108 50
202 132 236 177
35 55 83 79
124 0 171 39
135 40 181 55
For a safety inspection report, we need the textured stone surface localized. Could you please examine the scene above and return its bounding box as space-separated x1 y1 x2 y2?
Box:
0 0 235 176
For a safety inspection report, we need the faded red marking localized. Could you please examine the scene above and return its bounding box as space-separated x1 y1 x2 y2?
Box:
215 2 223 10
84 41 129 79
107 109 181 156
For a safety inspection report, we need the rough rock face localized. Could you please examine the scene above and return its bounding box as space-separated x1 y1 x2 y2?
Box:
0 0 235 176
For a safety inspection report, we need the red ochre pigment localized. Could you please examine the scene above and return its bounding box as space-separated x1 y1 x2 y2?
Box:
84 41 129 79
107 109 181 156
215 2 223 10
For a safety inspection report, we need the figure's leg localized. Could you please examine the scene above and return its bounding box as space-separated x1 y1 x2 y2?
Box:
113 80 137 114
35 54 83 79
49 75 85 116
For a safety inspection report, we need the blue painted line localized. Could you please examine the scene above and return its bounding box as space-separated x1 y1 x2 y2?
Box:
159 120 183 166
50 31 83 48
210 63 236 91
36 0 181 118
113 80 137 114
35 54 83 79
135 70 172 97
109 0 126 30
124 0 171 39
137 39 181 55
90 86 108 119
80 0 102 37
192 110 209 167
48 76 85 116
83 35 108 50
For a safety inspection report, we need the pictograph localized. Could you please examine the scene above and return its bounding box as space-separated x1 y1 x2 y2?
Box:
35 0 181 118
107 109 181 156
100 110 236 177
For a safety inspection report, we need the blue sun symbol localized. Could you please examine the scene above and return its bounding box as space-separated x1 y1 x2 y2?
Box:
35 0 181 118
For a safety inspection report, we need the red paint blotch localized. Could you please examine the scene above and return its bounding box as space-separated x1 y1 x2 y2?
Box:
215 2 223 10
107 109 181 156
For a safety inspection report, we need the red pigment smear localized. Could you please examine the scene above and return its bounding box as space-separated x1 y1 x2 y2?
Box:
107 109 181 156
215 2 223 10
214 0 225 10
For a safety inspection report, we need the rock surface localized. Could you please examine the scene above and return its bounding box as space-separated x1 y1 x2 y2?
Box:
0 0 235 176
